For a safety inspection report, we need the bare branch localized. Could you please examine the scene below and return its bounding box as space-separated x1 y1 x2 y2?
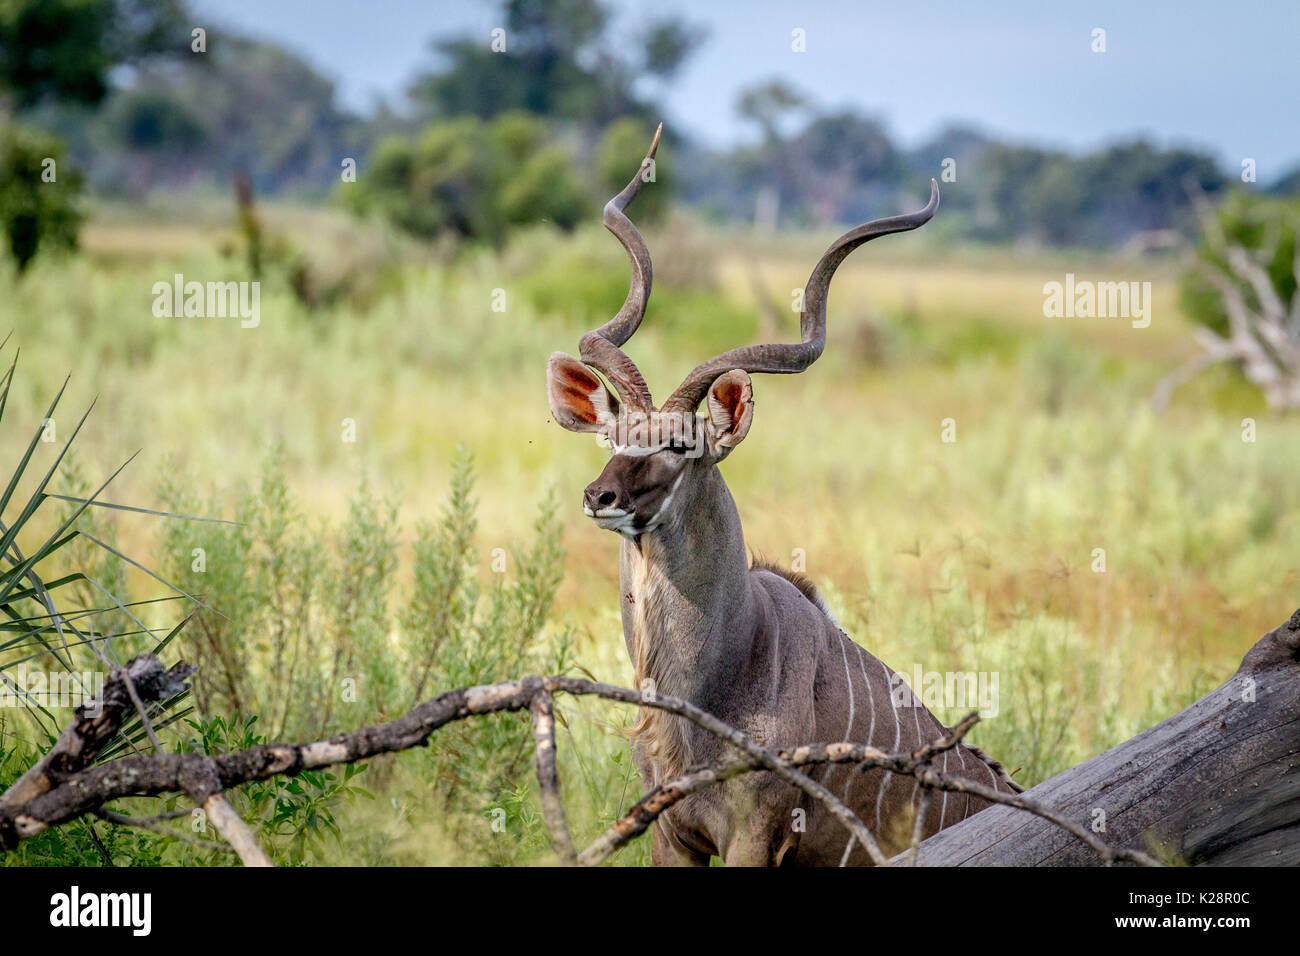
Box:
909 786 933 867
93 807 234 854
0 654 193 812
530 690 575 864
576 712 1153 867
0 662 1158 869
909 764 1160 867
201 792 272 867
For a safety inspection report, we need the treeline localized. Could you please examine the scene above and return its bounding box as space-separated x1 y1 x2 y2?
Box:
688 109 1242 246
3 0 1299 259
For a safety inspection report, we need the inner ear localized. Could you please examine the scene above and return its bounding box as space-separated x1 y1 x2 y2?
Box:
547 353 618 434
705 370 754 449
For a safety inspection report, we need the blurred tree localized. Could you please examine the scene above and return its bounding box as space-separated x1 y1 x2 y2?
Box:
489 111 587 231
596 118 669 222
370 0 695 246
346 113 586 246
78 34 355 194
896 124 991 232
0 0 186 108
795 111 898 223
971 140 1224 245
1160 191 1300 409
1268 163 1300 197
732 79 808 225
409 0 700 128
1074 142 1225 244
1020 154 1087 245
0 0 179 269
906 124 990 183
973 144 1075 242
0 124 81 271
736 80 806 144
641 19 706 81
99 88 206 159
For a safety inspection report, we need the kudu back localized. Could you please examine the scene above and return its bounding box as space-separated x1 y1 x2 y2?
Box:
547 125 1020 866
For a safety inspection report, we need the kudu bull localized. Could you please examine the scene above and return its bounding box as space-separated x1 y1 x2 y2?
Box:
546 126 1020 866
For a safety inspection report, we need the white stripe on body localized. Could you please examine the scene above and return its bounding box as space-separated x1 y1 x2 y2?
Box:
875 657 902 834
836 637 857 865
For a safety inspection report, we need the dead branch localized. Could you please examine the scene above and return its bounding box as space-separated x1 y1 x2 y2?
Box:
576 712 1157 868
92 807 232 854
201 791 271 867
9 630 1254 866
1153 184 1300 410
530 689 574 864
892 609 1300 866
0 670 887 865
909 786 933 866
0 655 194 812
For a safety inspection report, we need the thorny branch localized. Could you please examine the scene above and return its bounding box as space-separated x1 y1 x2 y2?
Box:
0 655 1159 867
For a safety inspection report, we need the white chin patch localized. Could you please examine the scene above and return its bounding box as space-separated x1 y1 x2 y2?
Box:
591 509 636 533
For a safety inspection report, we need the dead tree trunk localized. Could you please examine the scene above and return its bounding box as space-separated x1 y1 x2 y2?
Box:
892 609 1300 866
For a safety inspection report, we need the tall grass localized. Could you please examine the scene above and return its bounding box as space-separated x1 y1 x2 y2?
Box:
0 197 1295 863
152 447 648 865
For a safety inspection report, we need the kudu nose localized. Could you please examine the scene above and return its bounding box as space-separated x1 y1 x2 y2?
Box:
584 484 620 513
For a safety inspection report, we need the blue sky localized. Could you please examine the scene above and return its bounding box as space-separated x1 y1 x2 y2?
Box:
193 0 1300 177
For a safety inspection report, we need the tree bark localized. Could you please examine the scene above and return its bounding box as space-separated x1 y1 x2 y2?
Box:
891 608 1300 866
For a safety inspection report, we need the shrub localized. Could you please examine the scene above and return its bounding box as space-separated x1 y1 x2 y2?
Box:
596 117 669 223
154 447 601 863
0 123 82 272
345 113 587 246
1181 191 1299 340
1170 191 1300 408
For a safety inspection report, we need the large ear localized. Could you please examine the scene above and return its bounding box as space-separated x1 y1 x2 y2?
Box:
704 370 754 453
547 352 619 433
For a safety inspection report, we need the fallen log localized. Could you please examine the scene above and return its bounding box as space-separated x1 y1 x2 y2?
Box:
891 608 1300 866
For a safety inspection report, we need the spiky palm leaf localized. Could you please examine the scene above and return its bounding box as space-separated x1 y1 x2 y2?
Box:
0 345 220 762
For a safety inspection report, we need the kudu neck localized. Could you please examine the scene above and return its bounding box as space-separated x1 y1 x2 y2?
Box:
618 463 756 698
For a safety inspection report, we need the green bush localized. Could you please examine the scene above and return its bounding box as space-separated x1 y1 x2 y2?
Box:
1180 190 1300 340
5 434 621 866
596 117 670 223
151 447 621 864
345 113 587 246
0 123 82 272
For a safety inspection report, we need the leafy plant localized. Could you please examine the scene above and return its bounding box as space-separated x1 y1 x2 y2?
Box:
345 113 589 246
0 124 82 272
1166 191 1300 409
1182 192 1299 338
170 713 371 866
0 345 201 865
152 446 598 863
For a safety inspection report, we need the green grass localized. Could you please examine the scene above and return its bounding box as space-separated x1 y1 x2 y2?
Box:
0 197 1295 864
